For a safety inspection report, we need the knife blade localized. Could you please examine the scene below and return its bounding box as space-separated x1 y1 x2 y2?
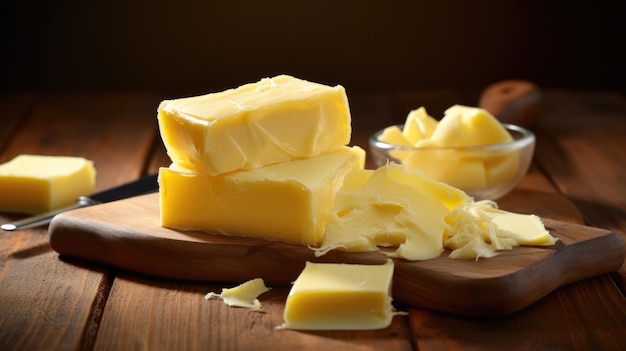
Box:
1 173 159 231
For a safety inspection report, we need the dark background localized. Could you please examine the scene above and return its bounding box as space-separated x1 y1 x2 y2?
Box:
3 0 625 96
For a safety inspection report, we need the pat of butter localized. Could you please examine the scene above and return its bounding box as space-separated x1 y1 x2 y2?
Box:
378 105 519 193
431 105 513 147
0 155 95 214
402 106 438 143
158 75 352 175
205 278 270 310
315 163 469 260
444 200 558 260
159 146 365 246
282 261 401 330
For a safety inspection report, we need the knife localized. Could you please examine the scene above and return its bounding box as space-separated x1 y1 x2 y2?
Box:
1 174 159 231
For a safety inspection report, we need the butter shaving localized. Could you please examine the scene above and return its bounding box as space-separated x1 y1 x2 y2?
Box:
205 278 271 311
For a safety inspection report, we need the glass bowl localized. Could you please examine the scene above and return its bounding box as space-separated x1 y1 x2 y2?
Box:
369 124 535 200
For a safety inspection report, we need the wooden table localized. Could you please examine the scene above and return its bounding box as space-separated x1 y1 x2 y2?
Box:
1 89 625 350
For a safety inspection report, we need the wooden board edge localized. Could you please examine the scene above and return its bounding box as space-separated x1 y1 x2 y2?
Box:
48 205 626 317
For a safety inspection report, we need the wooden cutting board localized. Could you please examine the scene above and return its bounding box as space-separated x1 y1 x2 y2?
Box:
48 193 625 317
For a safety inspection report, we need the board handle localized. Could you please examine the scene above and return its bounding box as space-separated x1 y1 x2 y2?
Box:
479 79 542 128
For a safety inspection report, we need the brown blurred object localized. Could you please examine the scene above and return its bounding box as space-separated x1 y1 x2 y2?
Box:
479 80 543 127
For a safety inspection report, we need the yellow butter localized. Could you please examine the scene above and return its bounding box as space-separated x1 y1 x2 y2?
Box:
0 155 95 214
313 162 554 261
433 105 513 147
159 146 365 246
315 163 469 260
158 75 352 175
379 105 520 194
205 278 270 311
402 107 438 144
379 125 412 147
282 261 400 330
483 203 557 246
444 200 558 260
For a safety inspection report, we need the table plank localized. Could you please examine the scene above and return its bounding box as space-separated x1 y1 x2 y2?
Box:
409 276 626 351
0 92 160 350
0 92 162 189
93 274 414 351
0 93 36 153
535 90 626 290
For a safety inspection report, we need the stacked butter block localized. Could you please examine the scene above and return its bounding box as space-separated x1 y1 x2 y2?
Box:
157 75 365 246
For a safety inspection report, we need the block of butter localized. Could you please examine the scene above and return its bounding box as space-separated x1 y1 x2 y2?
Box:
282 261 399 330
0 154 96 214
159 146 365 246
158 75 352 175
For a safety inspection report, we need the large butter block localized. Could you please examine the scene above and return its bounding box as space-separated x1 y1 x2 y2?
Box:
159 146 365 246
0 155 95 214
158 75 352 175
282 261 397 330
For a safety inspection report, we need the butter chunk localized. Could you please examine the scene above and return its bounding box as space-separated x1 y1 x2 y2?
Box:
402 107 438 144
282 261 401 330
0 155 95 214
158 75 352 175
482 202 557 246
159 146 365 246
444 200 558 260
434 105 513 146
315 163 469 260
205 278 270 311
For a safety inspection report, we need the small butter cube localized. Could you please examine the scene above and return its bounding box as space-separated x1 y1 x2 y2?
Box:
158 75 352 175
282 261 397 330
159 146 365 246
0 155 95 214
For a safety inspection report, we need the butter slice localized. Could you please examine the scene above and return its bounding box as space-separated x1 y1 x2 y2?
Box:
205 278 270 311
282 261 398 330
0 155 95 214
158 75 352 175
315 163 469 260
159 146 365 246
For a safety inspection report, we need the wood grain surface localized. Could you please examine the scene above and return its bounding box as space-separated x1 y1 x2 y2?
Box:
2 90 626 351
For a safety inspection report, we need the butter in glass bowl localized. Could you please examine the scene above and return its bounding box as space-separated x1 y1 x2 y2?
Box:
368 105 535 200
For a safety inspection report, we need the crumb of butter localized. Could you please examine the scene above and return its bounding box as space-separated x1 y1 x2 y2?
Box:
205 278 271 311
